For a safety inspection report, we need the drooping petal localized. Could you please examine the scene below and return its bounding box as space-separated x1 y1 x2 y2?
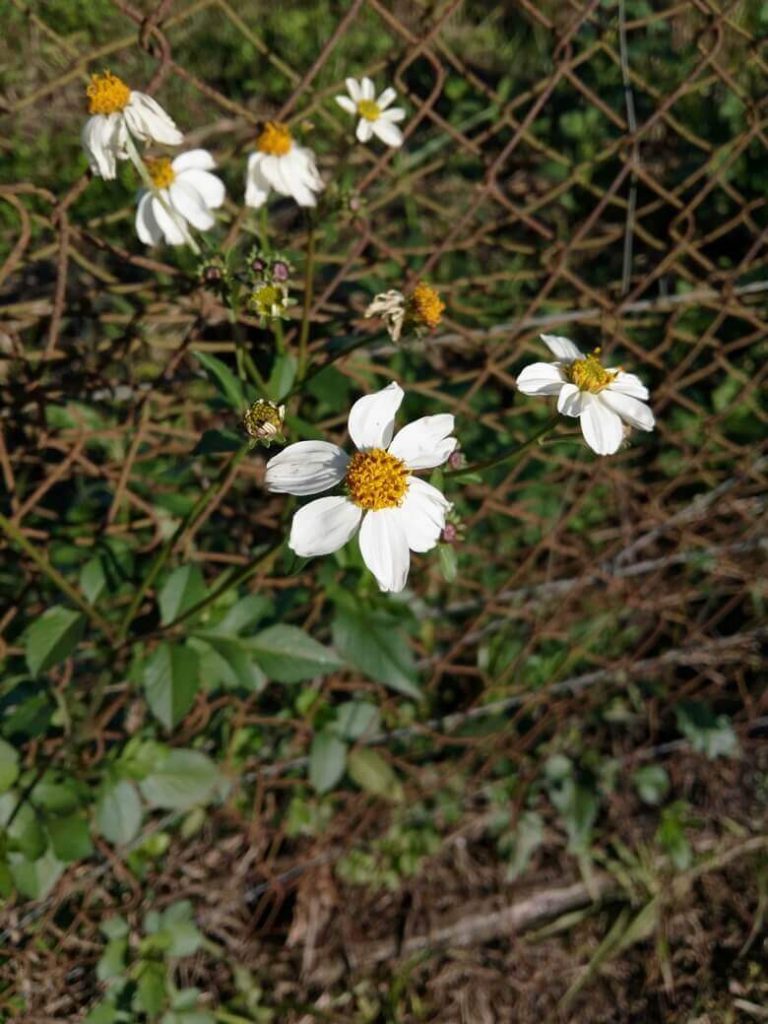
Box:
347 381 404 451
125 91 183 145
516 362 566 396
600 390 655 431
557 382 586 417
168 179 215 230
398 477 450 552
388 414 456 469
607 370 649 400
356 119 374 144
372 119 403 147
82 115 120 179
540 333 584 362
377 87 397 110
177 168 225 209
358 508 411 592
171 149 216 173
150 193 190 245
580 396 624 455
278 150 319 206
335 95 357 115
135 191 162 245
345 77 362 102
244 153 270 208
289 496 362 557
265 440 349 496
361 76 375 100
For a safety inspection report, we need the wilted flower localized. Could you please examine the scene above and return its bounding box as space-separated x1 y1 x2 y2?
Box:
364 282 445 342
135 150 225 247
244 400 285 445
82 71 183 180
516 334 655 456
335 77 406 147
245 122 323 208
265 382 457 593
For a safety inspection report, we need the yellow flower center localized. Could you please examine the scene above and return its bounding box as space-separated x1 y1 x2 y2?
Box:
250 283 287 318
568 351 616 393
145 157 176 189
345 448 408 511
408 282 445 330
86 71 131 115
357 99 381 122
257 121 293 156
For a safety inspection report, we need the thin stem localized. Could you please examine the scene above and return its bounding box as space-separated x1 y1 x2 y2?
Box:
0 513 115 639
445 415 562 478
284 332 382 401
297 220 316 381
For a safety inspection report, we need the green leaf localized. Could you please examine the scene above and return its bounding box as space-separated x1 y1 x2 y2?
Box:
159 901 204 956
265 351 297 402
215 595 272 634
189 636 266 692
249 624 343 683
0 739 19 793
505 810 544 881
158 565 207 626
46 813 93 862
24 606 85 676
96 937 128 981
9 848 64 899
192 429 244 455
139 749 220 810
0 795 47 859
194 350 244 410
96 780 143 845
333 608 421 699
347 748 403 800
143 643 200 730
437 543 458 582
676 702 739 759
135 961 166 1016
632 764 670 806
333 701 380 741
309 732 347 794
80 556 107 603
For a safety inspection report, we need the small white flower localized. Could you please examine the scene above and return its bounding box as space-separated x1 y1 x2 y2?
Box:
516 334 655 456
335 77 406 147
82 71 183 180
265 382 457 593
245 122 323 209
135 150 225 247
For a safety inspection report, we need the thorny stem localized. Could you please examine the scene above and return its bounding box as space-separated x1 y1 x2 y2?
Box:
0 513 115 639
445 415 562 478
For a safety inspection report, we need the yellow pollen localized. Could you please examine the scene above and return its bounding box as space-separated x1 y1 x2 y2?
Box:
568 352 616 393
357 98 381 121
408 282 445 330
145 157 176 189
86 71 131 115
345 448 408 511
257 121 293 156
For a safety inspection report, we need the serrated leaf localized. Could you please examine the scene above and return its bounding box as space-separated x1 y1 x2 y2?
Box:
309 732 347 794
143 643 200 730
139 749 220 810
96 780 143 845
249 624 343 683
333 608 421 699
24 606 85 676
158 566 206 626
194 351 244 411
347 748 403 800
0 739 19 793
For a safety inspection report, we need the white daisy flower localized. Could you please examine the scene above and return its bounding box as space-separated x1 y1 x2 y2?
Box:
244 122 323 209
516 334 655 456
265 382 457 593
135 150 225 247
82 71 183 181
335 77 406 147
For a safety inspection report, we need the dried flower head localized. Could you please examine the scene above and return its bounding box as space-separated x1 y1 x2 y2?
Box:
364 281 445 342
244 399 285 445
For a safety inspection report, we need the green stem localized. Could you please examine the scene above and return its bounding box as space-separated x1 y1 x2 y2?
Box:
116 444 251 642
284 332 382 401
445 415 561 478
297 220 316 381
0 513 115 639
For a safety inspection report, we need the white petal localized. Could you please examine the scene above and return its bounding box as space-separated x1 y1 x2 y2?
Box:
335 95 357 115
608 370 649 400
358 509 410 592
398 477 450 552
82 115 119 179
516 362 566 396
345 77 362 102
150 194 190 245
289 496 362 557
172 149 216 173
135 191 162 245
388 414 456 469
265 441 348 496
361 77 375 100
177 168 225 209
378 107 406 123
168 180 214 230
356 119 374 144
377 87 397 110
580 397 624 455
245 153 270 207
540 333 584 362
372 119 403 147
600 390 655 431
279 152 319 207
557 382 586 417
125 92 183 145
348 382 404 451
